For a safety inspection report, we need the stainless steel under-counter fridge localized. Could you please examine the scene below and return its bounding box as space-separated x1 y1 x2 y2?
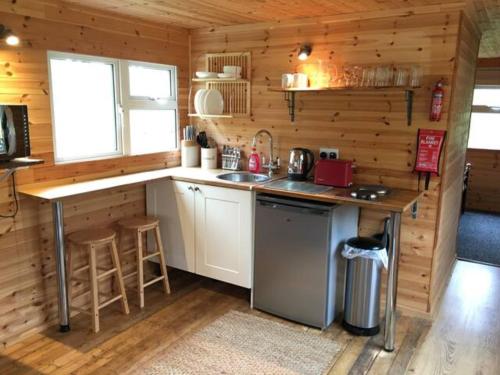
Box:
252 193 359 329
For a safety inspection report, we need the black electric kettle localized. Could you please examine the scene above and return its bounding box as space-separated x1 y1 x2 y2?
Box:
287 148 314 181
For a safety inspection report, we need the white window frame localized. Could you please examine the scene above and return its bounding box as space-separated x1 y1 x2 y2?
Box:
471 85 500 114
48 51 124 163
119 60 179 155
47 51 179 164
468 85 500 151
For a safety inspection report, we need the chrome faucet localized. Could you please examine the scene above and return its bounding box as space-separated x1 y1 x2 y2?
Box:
252 129 280 177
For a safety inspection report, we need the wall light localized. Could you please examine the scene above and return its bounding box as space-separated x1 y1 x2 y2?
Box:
298 44 312 61
0 24 20 46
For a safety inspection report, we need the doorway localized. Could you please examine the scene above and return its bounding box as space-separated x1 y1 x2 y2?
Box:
459 84 500 266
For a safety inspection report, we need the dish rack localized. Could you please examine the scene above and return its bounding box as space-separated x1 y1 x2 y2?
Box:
188 52 251 118
222 146 242 170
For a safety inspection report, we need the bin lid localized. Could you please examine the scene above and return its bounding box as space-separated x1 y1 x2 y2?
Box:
346 237 385 251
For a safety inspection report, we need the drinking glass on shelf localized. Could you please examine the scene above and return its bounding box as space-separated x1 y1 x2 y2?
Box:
351 65 363 87
393 66 409 87
375 65 392 87
342 65 353 87
409 65 423 88
361 66 376 87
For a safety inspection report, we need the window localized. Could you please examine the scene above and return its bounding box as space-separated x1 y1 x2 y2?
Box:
48 51 178 163
468 86 500 150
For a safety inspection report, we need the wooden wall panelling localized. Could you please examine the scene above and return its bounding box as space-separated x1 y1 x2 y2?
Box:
0 2 189 348
4 0 471 29
191 11 461 314
466 149 500 212
429 11 481 313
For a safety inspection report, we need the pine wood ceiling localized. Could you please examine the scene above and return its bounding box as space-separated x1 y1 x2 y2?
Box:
60 0 499 57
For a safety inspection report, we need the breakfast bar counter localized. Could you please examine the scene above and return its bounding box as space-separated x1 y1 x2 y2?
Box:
19 167 422 352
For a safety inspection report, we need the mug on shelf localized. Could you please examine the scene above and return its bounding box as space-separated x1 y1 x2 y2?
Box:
292 73 308 88
281 73 294 89
223 65 242 78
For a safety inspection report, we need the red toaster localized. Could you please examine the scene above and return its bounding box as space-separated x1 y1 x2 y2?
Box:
314 159 353 187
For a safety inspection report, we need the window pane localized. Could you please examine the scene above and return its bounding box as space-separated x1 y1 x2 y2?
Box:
129 65 171 98
50 58 119 161
472 88 500 107
468 113 500 150
129 109 176 155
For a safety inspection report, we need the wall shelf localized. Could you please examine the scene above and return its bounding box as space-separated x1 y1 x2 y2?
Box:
189 52 252 118
269 86 416 125
192 78 249 83
188 113 234 119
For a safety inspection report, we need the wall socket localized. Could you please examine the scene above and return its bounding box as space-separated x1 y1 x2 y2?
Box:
320 148 340 160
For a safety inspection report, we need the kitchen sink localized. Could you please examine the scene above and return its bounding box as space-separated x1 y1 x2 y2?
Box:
216 172 270 183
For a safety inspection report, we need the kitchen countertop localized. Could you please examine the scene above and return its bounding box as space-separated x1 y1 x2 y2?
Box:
17 167 284 201
253 184 422 213
18 166 421 213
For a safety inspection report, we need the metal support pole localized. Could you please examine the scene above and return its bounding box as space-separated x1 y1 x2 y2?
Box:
53 200 70 332
384 211 401 351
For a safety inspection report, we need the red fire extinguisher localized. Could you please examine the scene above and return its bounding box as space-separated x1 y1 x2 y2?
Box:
430 80 444 121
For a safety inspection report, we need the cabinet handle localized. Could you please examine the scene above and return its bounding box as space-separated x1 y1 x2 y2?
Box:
194 186 201 192
188 186 194 191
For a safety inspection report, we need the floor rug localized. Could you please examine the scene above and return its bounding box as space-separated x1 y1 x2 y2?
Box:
457 211 500 266
143 310 340 375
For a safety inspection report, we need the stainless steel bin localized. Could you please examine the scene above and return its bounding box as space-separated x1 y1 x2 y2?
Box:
342 237 385 336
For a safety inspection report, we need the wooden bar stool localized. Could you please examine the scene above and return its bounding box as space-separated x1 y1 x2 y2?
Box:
67 228 130 333
118 216 171 308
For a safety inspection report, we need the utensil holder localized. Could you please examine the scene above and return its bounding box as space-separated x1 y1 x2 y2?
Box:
201 148 217 169
181 140 200 167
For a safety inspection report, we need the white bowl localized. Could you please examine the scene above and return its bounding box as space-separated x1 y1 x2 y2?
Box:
196 71 218 79
223 66 242 78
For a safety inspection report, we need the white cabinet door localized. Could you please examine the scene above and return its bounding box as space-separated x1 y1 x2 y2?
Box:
194 184 253 288
146 180 196 272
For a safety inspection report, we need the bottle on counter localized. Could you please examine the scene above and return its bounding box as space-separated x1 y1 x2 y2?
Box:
248 147 260 173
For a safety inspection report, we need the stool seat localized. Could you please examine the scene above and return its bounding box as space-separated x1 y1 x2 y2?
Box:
68 228 116 245
346 237 384 251
118 216 159 230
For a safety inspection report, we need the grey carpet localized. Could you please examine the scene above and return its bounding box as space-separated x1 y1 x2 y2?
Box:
457 211 500 266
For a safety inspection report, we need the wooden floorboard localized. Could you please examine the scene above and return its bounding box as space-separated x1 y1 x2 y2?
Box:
0 261 499 375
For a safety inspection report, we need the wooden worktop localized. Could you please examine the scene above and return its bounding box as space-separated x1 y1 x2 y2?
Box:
17 167 284 201
253 185 422 213
19 166 422 213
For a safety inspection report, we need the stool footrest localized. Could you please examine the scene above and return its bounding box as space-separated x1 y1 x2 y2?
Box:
123 271 138 279
142 252 161 261
71 276 88 283
71 306 92 315
97 268 117 280
98 294 124 310
73 265 90 274
143 275 165 288
122 248 136 257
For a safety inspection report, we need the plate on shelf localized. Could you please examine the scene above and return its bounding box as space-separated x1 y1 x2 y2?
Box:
194 89 208 115
203 89 224 115
218 73 236 79
196 71 218 79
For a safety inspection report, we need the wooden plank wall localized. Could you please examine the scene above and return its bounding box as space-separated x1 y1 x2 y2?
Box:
430 12 481 312
0 2 189 347
464 61 500 213
466 149 500 212
191 9 462 314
